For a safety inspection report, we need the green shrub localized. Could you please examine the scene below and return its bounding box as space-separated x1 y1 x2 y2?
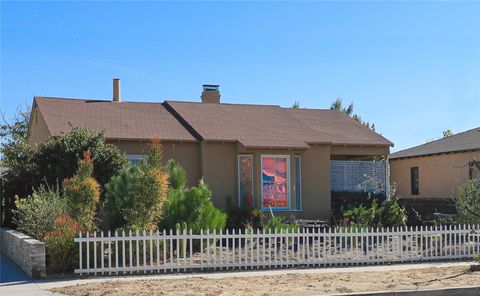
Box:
13 185 67 240
33 127 127 188
103 166 140 229
43 214 83 272
455 176 480 224
264 216 298 232
160 178 226 233
104 139 169 231
63 151 100 231
331 191 386 224
342 196 407 227
166 159 187 190
226 207 264 229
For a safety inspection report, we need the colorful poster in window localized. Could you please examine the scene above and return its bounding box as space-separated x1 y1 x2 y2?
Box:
262 156 288 209
239 156 253 208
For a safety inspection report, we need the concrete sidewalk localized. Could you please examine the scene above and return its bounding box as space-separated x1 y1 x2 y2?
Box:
0 254 57 295
36 261 476 290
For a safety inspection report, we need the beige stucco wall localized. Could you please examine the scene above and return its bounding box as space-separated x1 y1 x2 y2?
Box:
28 107 51 146
390 150 480 199
331 145 390 159
112 141 201 187
200 142 238 209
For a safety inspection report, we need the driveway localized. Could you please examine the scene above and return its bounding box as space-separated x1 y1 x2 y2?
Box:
0 254 56 295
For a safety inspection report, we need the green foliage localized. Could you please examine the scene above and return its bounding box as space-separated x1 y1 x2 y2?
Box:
0 106 32 179
32 127 128 188
264 216 298 232
160 175 227 233
455 176 480 224
104 140 169 231
103 166 140 229
330 97 375 131
166 159 187 190
342 196 407 227
226 207 264 229
63 152 100 231
442 129 454 138
13 185 67 240
331 191 386 224
43 214 83 272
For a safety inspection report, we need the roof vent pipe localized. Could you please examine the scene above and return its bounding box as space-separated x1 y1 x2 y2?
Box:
113 78 121 102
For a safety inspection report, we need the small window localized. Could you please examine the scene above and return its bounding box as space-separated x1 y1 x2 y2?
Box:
295 155 302 210
238 155 254 208
411 167 419 195
127 155 146 166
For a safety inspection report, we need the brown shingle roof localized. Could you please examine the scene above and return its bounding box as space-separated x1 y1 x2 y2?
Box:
389 127 480 159
164 101 316 149
165 101 392 148
286 108 393 146
34 97 197 142
34 97 393 149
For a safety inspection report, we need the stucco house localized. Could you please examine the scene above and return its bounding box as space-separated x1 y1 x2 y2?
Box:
389 128 480 199
28 79 392 221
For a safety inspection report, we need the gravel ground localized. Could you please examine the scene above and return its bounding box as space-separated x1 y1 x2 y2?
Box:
51 265 480 296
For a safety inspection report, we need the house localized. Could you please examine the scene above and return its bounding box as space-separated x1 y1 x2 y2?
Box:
389 128 480 199
28 79 392 221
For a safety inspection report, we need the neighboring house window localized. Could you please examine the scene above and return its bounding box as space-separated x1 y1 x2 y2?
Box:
261 155 290 210
295 155 302 210
127 155 147 166
238 155 254 208
410 167 419 195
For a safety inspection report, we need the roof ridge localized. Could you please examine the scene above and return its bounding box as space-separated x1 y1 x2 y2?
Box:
165 100 281 108
391 126 480 156
36 96 166 104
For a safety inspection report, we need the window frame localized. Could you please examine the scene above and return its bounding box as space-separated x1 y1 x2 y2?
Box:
295 155 302 211
237 154 254 208
410 166 419 195
127 154 147 166
260 154 291 211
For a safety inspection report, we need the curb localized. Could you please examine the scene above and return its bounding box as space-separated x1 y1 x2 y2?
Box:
329 286 480 296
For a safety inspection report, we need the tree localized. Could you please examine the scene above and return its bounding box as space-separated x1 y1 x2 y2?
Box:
160 160 226 233
63 151 101 230
455 176 480 224
1 106 33 227
442 129 454 138
32 127 128 188
1 116 127 226
291 101 301 109
330 97 375 131
104 138 169 231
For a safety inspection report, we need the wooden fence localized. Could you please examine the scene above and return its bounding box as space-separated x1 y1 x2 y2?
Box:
75 225 480 275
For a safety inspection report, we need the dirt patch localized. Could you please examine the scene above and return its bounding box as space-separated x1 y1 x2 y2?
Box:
51 266 480 296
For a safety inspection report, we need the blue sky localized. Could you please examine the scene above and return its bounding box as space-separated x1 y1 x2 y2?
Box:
1 1 479 152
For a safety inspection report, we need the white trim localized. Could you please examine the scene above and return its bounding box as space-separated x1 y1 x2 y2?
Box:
237 155 254 207
260 154 291 211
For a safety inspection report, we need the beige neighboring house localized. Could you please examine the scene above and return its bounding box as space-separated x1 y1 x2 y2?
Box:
389 128 480 199
28 79 392 221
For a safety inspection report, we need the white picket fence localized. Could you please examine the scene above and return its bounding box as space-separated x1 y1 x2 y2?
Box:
74 224 480 275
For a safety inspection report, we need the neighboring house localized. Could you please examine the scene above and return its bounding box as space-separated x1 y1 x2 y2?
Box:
28 79 392 221
389 128 480 199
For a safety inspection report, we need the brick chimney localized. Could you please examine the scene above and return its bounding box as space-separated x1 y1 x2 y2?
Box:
201 84 220 103
113 78 121 102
